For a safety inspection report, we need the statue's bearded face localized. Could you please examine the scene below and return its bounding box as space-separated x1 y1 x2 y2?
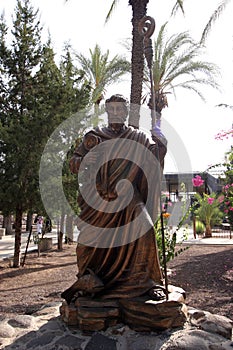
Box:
106 102 128 128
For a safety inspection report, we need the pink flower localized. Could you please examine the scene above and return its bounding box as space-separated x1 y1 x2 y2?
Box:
218 195 225 203
192 175 204 187
229 207 233 211
207 197 214 205
215 129 233 140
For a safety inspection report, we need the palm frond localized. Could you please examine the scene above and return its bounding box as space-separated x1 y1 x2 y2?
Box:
201 0 231 44
216 103 233 110
153 23 168 88
170 0 185 16
105 0 120 24
143 23 220 109
75 44 130 105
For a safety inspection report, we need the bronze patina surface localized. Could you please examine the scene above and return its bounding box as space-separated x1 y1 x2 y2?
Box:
61 95 186 331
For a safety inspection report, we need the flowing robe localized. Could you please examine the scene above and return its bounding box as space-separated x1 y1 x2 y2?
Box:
69 125 167 299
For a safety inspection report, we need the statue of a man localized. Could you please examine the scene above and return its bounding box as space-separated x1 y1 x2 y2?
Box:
62 94 167 304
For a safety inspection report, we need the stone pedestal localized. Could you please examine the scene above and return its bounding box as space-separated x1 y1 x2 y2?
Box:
60 285 187 332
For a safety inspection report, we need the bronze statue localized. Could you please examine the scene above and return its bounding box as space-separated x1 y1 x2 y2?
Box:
62 94 167 304
60 95 187 331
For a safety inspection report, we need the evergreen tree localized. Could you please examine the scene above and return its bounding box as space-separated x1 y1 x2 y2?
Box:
0 0 43 267
0 1 90 266
60 43 91 116
37 44 91 248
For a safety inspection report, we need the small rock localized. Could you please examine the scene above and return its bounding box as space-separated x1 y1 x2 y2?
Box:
0 322 15 338
8 315 36 329
33 302 61 317
188 309 233 339
111 325 130 335
209 340 233 350
161 329 224 350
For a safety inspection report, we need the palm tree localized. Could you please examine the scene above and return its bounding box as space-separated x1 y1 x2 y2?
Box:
65 0 184 126
143 23 220 114
194 193 223 238
75 44 130 114
106 1 184 127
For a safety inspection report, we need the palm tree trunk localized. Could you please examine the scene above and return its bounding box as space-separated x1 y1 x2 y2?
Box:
128 0 149 128
205 224 212 238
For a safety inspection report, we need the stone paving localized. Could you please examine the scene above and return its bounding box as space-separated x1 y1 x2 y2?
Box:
0 302 232 350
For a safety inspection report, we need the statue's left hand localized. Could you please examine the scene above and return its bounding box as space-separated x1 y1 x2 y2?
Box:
153 118 163 138
152 118 166 143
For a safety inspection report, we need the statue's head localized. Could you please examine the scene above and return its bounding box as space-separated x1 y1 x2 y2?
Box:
105 94 129 132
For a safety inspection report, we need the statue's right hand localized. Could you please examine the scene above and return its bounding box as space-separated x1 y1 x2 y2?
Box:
69 156 82 174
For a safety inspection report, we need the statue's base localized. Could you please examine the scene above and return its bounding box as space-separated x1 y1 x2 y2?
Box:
60 285 187 332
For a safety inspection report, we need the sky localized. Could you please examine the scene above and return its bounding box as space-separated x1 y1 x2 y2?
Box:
1 0 233 174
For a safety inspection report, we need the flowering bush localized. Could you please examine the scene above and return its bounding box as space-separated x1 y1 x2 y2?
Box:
193 192 223 237
222 183 233 228
215 128 233 141
192 175 223 237
204 145 233 228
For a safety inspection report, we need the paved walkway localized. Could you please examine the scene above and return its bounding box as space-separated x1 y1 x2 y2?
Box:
0 227 80 261
183 236 233 246
176 227 233 246
0 231 58 261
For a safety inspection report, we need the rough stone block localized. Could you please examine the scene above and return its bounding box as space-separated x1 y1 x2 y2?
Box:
119 297 187 331
60 302 78 326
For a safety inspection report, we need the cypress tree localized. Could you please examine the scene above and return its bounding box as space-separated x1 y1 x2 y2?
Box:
0 0 43 267
0 1 90 265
